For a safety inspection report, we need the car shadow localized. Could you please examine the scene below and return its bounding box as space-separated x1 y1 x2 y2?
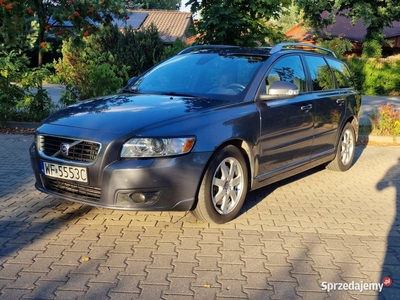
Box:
239 144 367 217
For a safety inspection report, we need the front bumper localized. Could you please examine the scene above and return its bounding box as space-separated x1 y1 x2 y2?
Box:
30 142 211 211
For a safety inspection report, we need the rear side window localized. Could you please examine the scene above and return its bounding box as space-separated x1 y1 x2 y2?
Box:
304 55 334 91
326 58 352 88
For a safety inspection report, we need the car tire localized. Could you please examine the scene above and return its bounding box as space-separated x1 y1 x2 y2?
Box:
192 145 248 223
326 122 356 172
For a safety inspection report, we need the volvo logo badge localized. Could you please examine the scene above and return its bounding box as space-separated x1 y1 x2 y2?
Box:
60 143 70 156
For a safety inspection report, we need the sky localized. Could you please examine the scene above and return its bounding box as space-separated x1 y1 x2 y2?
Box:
180 0 191 12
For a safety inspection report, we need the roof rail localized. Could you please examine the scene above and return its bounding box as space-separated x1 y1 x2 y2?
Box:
178 45 240 55
270 43 336 57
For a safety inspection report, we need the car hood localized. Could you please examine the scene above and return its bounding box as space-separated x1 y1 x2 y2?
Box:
43 93 231 133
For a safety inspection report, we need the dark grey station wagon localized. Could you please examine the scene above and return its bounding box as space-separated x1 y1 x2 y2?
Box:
30 43 361 223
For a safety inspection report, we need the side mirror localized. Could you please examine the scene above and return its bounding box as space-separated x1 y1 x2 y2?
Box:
259 81 299 101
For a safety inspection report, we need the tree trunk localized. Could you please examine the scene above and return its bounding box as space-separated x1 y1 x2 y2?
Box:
37 24 46 68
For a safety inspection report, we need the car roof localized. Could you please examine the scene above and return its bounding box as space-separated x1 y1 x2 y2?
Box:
179 42 336 58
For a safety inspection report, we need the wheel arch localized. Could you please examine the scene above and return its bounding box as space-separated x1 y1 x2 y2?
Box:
191 138 254 210
337 115 359 146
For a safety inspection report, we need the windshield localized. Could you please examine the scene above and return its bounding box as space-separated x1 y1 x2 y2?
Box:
127 52 267 100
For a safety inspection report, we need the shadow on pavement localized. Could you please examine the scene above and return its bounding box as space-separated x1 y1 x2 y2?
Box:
377 157 400 299
240 145 367 216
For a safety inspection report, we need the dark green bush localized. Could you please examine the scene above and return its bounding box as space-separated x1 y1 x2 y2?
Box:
317 38 353 60
17 67 54 122
0 51 27 123
54 37 130 103
161 38 188 60
52 24 176 104
345 56 365 92
1 51 54 123
362 40 383 59
99 24 165 79
345 56 400 96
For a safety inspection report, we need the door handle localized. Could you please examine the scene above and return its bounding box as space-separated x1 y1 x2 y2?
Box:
301 104 313 111
336 98 345 105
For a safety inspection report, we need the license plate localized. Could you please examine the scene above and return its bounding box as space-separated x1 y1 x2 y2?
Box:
41 161 88 183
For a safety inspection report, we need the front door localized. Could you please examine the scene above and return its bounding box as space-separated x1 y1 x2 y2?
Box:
256 54 314 181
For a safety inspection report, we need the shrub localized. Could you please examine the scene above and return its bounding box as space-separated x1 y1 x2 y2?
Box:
364 59 400 96
345 57 400 96
0 51 27 123
161 38 188 60
98 24 165 79
369 103 400 138
362 40 383 59
17 67 54 122
54 37 130 104
317 38 353 60
345 56 365 93
53 25 170 104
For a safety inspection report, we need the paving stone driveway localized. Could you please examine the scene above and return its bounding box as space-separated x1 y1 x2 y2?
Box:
0 134 399 300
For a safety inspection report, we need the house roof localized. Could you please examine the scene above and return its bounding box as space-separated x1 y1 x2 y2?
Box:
285 12 400 43
127 10 193 43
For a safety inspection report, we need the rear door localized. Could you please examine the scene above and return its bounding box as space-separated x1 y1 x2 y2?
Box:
303 55 347 159
256 54 314 181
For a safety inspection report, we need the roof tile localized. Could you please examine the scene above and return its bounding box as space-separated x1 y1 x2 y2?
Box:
132 10 193 42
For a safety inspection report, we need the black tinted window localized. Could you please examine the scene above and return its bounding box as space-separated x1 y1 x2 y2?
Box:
305 55 334 91
266 55 306 93
326 58 352 88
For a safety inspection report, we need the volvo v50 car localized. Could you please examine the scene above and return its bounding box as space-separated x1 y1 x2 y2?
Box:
30 43 361 223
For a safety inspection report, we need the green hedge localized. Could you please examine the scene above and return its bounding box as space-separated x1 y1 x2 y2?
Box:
346 56 400 96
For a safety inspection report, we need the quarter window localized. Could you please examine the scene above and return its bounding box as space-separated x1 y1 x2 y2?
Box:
326 58 352 88
305 55 334 91
266 55 306 93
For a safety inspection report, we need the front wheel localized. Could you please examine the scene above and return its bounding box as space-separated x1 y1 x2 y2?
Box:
326 122 356 172
192 145 248 223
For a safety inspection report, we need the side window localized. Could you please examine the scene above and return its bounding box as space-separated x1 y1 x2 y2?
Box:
326 58 352 88
305 55 335 91
266 55 306 93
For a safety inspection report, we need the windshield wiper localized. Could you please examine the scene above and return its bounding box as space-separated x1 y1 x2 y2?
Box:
121 88 139 94
161 92 198 97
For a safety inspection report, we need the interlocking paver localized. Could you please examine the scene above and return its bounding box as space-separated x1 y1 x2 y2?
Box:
170 262 197 278
164 277 195 296
56 274 92 291
23 280 66 300
138 283 167 299
1 134 400 299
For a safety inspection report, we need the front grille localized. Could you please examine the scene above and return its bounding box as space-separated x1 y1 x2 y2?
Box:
45 178 101 202
38 135 101 163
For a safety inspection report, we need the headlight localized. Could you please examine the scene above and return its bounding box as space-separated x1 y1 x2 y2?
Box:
121 137 196 158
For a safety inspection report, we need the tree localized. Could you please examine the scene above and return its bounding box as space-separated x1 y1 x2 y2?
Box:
266 0 302 32
186 0 292 46
295 0 400 57
54 36 129 102
125 0 180 10
0 0 129 67
99 24 165 77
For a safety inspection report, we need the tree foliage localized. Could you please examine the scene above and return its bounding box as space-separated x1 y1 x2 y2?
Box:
316 38 353 60
99 24 165 78
0 0 129 66
186 0 292 46
0 51 27 123
295 0 400 57
54 37 130 103
125 0 180 10
53 24 168 104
